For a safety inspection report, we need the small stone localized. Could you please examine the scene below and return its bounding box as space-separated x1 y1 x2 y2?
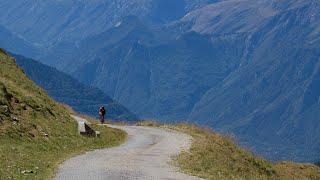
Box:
44 133 49 138
11 116 19 124
95 131 101 138
21 170 34 174
0 105 9 114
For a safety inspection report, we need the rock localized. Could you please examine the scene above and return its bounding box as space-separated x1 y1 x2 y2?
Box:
43 133 49 139
21 170 34 174
95 131 101 138
78 121 97 137
11 116 19 123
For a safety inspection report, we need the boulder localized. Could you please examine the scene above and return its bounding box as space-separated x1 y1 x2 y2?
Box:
78 121 96 137
95 131 101 138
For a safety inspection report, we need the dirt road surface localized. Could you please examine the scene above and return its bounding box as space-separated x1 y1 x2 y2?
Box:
55 117 201 180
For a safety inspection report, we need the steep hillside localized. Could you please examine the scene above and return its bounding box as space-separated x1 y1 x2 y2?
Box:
187 0 320 161
0 49 126 178
13 54 137 121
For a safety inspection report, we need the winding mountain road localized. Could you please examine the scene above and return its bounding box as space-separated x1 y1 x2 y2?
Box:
55 117 201 180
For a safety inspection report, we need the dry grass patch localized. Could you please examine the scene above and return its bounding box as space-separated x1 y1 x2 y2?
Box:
138 121 320 180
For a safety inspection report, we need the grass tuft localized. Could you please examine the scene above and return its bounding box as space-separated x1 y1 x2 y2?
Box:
136 120 162 127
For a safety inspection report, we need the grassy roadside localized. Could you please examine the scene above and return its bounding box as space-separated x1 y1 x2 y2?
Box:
0 121 127 179
137 121 320 180
0 50 127 179
49 121 127 179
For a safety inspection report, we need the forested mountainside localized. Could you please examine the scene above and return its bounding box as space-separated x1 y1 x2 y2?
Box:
0 0 319 162
14 54 137 121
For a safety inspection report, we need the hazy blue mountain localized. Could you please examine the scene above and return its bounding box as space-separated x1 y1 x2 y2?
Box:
0 0 217 68
54 0 319 162
0 0 216 48
14 54 138 121
0 25 40 59
0 0 319 162
43 16 164 71
70 24 244 121
187 0 320 161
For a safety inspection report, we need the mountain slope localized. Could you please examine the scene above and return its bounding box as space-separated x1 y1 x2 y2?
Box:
58 0 320 162
53 17 242 122
0 25 39 59
0 49 126 178
187 0 320 161
13 54 137 121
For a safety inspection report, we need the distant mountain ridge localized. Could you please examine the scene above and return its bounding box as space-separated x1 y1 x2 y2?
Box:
0 0 216 47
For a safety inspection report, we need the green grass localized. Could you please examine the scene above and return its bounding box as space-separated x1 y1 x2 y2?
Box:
0 50 127 179
137 121 320 180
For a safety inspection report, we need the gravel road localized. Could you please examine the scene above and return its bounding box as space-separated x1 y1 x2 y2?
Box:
55 119 201 180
